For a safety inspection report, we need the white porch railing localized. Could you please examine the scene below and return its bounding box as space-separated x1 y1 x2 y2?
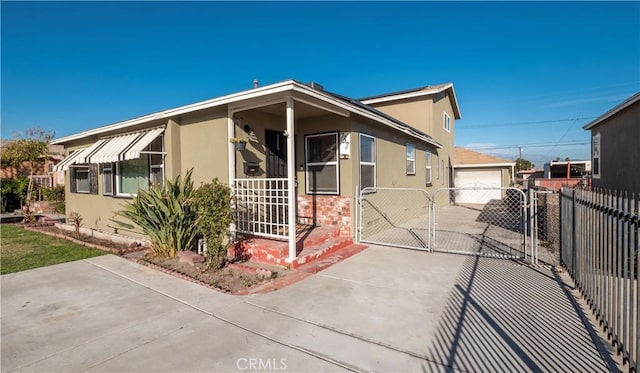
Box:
232 178 289 239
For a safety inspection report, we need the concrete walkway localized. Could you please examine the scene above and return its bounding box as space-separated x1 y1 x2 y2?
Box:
1 246 619 372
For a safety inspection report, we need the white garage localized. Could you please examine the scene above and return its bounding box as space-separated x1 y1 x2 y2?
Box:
454 169 502 203
453 147 515 204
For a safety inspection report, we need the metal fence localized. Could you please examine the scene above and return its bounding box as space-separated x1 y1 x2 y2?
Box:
561 187 639 373
431 187 529 260
232 178 289 239
358 187 431 251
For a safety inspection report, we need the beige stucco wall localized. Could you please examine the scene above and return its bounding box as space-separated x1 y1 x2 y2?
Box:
232 108 287 179
370 97 433 135
63 108 229 236
296 115 353 196
164 119 182 180
178 108 228 184
430 91 456 190
61 90 460 241
367 91 457 193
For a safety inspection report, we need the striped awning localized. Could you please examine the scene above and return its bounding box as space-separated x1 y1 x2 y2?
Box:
55 149 85 172
55 127 164 169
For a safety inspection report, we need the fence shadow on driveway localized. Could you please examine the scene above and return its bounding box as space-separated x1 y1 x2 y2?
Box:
425 256 621 372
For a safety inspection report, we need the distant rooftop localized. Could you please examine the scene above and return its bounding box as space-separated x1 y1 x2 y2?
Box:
453 147 515 166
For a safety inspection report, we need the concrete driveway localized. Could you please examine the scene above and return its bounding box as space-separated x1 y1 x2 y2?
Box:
1 246 619 372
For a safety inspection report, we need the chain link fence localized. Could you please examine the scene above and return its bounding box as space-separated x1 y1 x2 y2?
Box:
530 187 561 266
431 187 527 259
358 187 431 250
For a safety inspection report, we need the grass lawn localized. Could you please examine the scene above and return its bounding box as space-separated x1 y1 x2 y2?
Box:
1 225 107 275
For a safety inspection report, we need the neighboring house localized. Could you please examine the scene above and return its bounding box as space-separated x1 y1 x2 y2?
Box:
452 147 515 204
583 92 640 193
517 169 543 182
0 141 64 188
530 160 590 190
53 79 461 262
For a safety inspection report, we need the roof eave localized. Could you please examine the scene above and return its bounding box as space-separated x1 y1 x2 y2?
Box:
53 79 442 148
360 83 462 119
52 80 299 144
583 92 640 130
453 162 515 168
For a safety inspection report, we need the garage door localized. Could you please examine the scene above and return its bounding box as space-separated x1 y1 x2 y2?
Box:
454 170 502 204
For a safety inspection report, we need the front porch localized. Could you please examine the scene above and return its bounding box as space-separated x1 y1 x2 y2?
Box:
227 90 356 266
230 177 355 268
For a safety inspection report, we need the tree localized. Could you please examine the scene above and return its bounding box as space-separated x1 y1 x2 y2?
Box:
515 158 533 172
1 127 55 221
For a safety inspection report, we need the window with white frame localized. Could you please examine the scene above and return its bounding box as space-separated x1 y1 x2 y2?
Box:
592 133 600 179
443 112 451 132
101 163 114 195
72 165 91 193
425 151 432 185
306 132 339 194
359 134 376 191
406 143 416 175
116 135 165 195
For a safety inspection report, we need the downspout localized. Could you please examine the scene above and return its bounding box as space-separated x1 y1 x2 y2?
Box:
285 98 296 263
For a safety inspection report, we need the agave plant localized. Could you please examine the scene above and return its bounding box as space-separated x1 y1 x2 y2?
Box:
116 169 199 258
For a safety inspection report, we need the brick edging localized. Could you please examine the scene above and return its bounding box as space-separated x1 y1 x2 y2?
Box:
23 226 146 256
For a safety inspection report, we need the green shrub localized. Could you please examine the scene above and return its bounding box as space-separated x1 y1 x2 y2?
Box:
193 178 232 269
1 177 29 213
116 169 199 258
42 185 65 214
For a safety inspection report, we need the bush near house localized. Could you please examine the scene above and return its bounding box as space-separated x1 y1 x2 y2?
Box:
193 179 232 269
42 185 65 214
116 169 199 258
116 170 235 265
1 177 29 213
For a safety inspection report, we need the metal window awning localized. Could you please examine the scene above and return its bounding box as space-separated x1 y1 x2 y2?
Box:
55 149 85 172
121 127 164 161
55 128 164 170
89 127 164 163
76 139 108 164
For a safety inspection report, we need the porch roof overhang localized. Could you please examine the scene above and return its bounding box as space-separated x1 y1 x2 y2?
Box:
52 80 442 149
55 127 164 170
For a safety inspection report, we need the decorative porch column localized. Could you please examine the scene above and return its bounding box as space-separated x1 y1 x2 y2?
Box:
227 108 236 235
286 98 296 262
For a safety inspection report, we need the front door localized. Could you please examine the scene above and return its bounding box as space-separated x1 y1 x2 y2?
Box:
265 130 287 178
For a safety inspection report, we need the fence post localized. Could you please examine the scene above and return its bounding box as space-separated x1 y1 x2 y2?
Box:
572 188 577 276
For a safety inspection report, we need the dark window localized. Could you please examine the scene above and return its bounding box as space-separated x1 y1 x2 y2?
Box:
305 133 339 194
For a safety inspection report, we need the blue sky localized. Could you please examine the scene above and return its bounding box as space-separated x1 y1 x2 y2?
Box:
2 1 639 167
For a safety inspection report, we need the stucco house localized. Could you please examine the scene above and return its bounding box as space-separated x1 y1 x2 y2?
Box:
452 147 514 204
583 92 639 193
53 79 461 264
